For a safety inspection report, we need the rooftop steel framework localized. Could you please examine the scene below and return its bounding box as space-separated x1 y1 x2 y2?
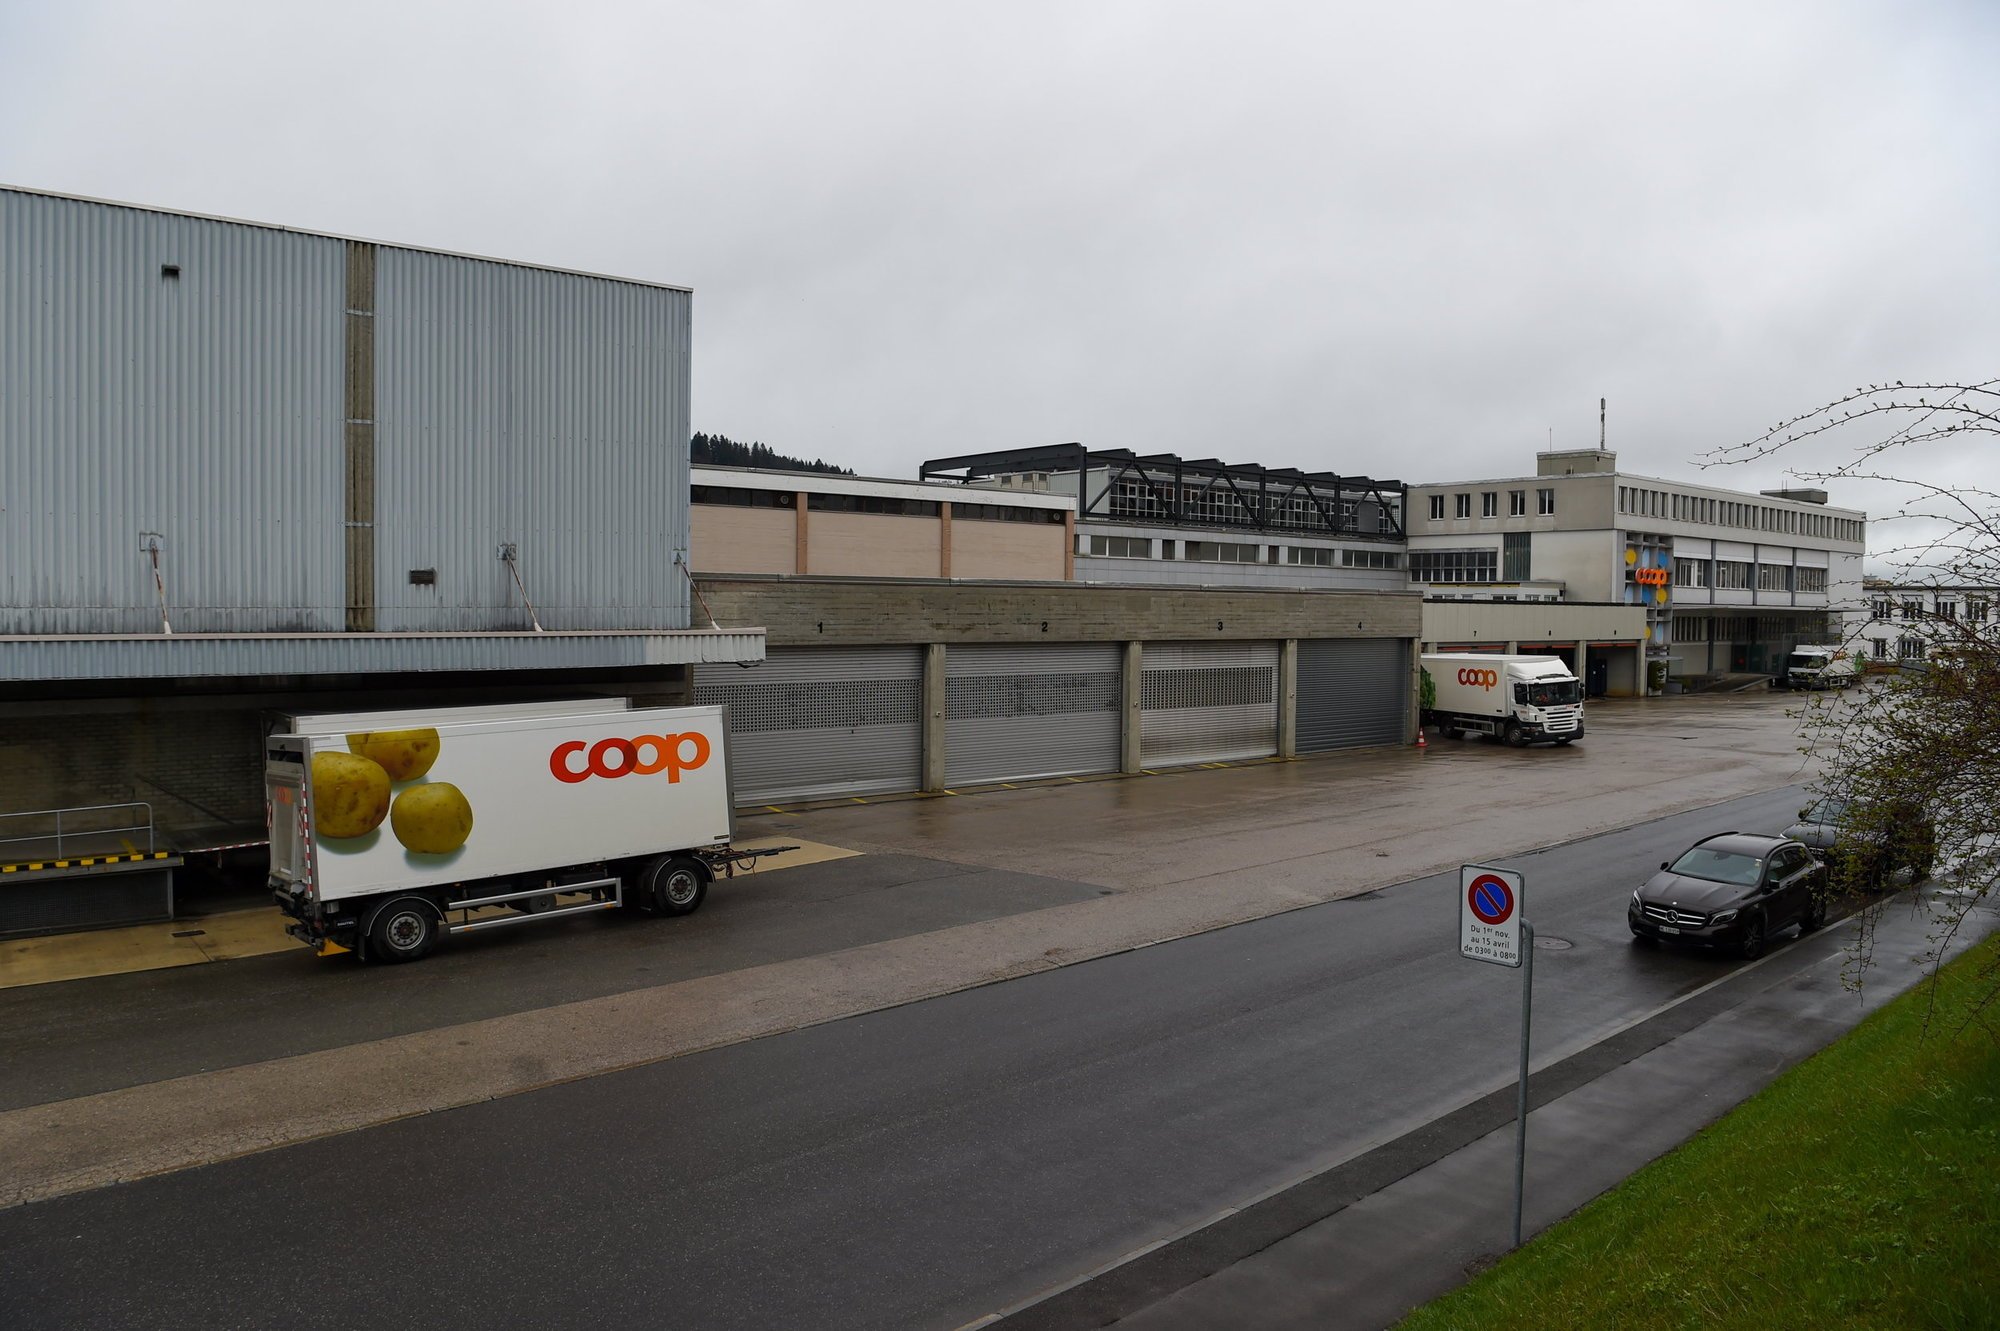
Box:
921 444 1405 541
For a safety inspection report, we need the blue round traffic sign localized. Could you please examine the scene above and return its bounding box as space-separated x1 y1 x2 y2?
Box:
1467 873 1515 925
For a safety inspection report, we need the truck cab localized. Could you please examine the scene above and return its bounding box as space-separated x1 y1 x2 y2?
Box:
1784 646 1857 690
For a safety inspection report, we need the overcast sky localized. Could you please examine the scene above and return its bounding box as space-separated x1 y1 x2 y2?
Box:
3 1 1995 557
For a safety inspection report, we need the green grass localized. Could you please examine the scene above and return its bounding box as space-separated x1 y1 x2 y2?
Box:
1397 936 2000 1331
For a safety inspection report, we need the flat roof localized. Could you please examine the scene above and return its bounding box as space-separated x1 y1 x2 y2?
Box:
1 183 692 294
693 463 1074 510
1408 468 1865 518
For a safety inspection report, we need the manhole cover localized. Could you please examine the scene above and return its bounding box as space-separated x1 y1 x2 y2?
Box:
1534 935 1573 951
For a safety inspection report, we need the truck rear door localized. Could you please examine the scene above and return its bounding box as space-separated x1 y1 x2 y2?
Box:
265 736 311 894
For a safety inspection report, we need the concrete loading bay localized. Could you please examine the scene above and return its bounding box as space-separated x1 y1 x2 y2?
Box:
2 690 1816 1210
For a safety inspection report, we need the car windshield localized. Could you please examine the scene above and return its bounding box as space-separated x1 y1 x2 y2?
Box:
1787 653 1825 670
1667 847 1763 886
1802 796 1849 825
1526 680 1581 707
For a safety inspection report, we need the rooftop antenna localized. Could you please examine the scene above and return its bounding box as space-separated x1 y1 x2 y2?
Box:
1600 397 1606 450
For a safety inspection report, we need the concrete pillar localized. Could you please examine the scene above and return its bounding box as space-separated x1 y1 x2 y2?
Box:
343 241 377 632
1120 640 1144 773
939 502 952 579
922 642 947 791
1409 637 1424 743
794 492 810 574
1064 511 1077 581
1278 638 1298 758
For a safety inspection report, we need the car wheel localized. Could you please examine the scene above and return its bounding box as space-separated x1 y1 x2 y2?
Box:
1736 913 1767 960
1504 722 1528 748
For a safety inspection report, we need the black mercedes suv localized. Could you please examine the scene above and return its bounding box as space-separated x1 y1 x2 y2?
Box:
1628 832 1825 959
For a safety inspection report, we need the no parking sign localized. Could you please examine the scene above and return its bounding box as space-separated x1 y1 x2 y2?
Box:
1460 865 1524 967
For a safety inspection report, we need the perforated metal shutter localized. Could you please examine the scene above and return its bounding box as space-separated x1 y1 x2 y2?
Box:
945 644 1122 786
695 646 922 804
1141 641 1279 767
1296 638 1409 752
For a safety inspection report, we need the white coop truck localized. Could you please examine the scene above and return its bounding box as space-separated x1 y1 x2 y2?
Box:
1423 653 1585 747
266 701 782 963
1784 645 1860 690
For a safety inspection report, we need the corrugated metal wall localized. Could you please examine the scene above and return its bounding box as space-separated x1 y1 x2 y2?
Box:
373 250 690 631
0 189 347 633
944 643 1122 785
1140 641 1280 766
1296 638 1408 751
696 647 924 805
1 188 691 638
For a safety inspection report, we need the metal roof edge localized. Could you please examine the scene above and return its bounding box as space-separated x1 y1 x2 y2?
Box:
0 183 693 294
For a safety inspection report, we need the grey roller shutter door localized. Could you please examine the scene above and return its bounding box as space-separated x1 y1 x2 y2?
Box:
694 646 922 804
944 644 1122 786
1297 638 1409 752
1141 641 1279 767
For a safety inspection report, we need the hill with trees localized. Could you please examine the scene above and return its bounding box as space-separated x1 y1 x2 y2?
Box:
692 432 852 476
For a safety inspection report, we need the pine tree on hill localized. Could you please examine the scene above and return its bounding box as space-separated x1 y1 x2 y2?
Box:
691 432 853 476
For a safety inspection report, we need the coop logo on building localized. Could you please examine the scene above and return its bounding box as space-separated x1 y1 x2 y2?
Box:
1634 567 1670 587
1457 668 1500 688
549 733 712 784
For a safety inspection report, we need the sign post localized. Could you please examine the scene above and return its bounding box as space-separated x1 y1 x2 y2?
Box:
1459 864 1533 1249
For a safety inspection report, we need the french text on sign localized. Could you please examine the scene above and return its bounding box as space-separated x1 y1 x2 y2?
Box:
1460 863 1524 967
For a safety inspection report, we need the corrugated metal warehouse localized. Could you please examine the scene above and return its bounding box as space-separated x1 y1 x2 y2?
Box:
0 186 756 935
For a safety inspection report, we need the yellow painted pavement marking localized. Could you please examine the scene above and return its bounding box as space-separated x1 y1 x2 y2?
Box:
727 835 861 875
0 837 863 988
1 908 295 990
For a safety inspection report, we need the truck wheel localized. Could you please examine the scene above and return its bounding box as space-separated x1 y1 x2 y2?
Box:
367 897 440 963
1504 722 1529 748
646 856 709 917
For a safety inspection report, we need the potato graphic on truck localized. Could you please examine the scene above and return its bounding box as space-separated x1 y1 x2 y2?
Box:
310 751 392 838
346 728 442 782
391 782 476 854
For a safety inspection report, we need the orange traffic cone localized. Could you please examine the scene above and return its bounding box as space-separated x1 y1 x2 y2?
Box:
1416 727 1429 751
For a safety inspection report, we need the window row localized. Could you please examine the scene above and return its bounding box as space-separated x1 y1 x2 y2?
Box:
1670 561 1827 593
1107 479 1389 533
1084 536 1403 568
1618 486 1862 542
1871 597 1989 622
1427 489 1554 520
1408 548 1499 583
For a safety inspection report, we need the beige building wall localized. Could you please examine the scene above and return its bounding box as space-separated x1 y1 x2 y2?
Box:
1421 600 1644 648
809 512 942 577
690 505 797 575
950 520 1066 581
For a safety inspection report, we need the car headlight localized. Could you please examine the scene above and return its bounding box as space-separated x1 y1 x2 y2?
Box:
1631 890 1643 907
1711 909 1738 925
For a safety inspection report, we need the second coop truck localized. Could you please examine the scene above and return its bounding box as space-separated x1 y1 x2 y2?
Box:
1422 653 1585 747
266 701 783 963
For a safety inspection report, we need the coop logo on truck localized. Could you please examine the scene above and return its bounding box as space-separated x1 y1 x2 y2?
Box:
1457 668 1500 689
549 732 713 784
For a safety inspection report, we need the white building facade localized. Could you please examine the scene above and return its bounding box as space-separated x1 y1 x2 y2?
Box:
1407 449 1866 681
1853 584 1999 665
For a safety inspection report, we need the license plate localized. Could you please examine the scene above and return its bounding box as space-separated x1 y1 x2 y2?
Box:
1659 925 1681 935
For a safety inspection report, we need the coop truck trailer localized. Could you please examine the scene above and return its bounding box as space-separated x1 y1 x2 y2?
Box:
266 701 779 963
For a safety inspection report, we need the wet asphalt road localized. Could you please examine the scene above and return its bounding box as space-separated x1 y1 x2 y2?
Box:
4 786 1813 1330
